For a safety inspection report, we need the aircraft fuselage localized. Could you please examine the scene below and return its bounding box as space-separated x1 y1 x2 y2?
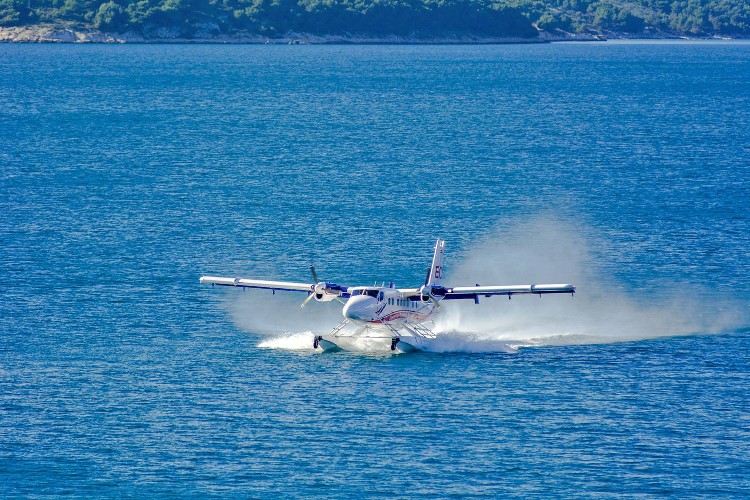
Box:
343 287 436 325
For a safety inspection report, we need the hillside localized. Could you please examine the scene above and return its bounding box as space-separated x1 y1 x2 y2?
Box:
1 0 749 41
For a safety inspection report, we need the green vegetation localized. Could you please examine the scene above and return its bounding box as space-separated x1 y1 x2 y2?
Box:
1 0 748 38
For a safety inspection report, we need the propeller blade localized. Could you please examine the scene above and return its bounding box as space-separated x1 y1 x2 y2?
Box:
309 265 319 284
301 292 315 308
429 294 441 309
424 267 431 286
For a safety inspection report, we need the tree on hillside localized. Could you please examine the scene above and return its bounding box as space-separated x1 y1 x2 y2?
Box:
94 0 127 29
588 2 645 32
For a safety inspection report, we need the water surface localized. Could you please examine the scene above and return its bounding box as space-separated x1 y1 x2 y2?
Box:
1 42 749 496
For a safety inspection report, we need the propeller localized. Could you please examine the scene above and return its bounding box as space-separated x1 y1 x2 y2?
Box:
301 265 319 308
421 285 442 309
418 267 444 308
301 265 344 308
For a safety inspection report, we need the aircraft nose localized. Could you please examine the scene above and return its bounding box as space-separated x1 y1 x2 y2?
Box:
343 295 376 321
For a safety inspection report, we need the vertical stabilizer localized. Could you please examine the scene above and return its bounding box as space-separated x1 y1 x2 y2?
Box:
427 239 445 286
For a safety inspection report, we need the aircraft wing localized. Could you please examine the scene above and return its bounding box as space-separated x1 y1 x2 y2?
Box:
442 283 575 300
199 276 314 293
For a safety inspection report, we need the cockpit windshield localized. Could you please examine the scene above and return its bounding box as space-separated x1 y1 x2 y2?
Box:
351 288 379 298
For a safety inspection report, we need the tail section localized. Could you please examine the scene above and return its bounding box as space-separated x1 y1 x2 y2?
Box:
427 239 445 286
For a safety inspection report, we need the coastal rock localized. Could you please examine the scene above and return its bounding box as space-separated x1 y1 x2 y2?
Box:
0 25 148 43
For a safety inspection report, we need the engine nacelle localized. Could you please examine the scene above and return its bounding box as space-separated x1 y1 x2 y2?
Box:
419 285 447 302
313 282 343 302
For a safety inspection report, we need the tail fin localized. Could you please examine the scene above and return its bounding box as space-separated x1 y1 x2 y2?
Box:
427 239 445 286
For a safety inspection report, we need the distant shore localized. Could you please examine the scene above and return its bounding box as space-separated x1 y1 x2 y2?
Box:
0 24 744 44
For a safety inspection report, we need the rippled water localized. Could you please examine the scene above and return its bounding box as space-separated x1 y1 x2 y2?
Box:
2 41 749 496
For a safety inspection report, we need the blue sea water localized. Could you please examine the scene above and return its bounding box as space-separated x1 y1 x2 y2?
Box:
1 41 750 496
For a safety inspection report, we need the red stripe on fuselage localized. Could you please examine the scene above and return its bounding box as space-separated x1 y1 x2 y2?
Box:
375 309 430 324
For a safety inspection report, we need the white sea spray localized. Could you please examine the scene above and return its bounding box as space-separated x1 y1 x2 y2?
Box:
434 216 746 348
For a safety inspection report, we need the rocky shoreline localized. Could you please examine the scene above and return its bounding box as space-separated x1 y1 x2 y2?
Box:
0 25 552 43
0 24 741 44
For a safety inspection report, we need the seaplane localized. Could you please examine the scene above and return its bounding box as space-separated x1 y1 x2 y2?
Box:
200 239 575 352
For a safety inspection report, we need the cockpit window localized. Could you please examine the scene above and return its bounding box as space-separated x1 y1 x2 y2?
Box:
366 289 379 298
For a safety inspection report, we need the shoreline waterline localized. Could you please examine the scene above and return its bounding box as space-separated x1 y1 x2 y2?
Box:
4 24 747 44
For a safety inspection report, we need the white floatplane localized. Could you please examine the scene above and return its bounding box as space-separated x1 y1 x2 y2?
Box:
200 239 575 352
